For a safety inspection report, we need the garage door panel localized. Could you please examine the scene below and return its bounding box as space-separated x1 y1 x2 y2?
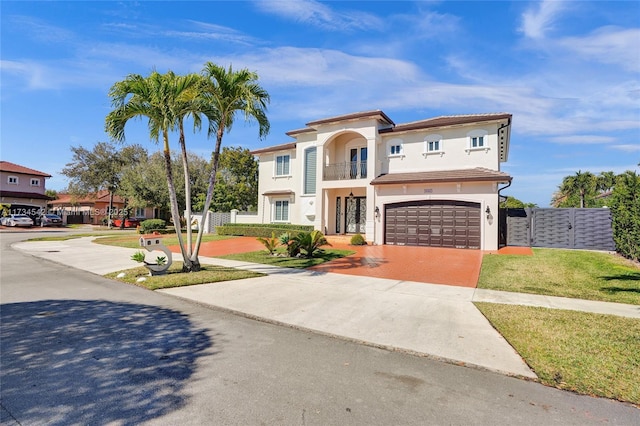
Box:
385 200 481 249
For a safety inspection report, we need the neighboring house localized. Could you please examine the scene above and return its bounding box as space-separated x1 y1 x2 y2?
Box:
49 190 156 225
249 111 512 251
0 161 53 217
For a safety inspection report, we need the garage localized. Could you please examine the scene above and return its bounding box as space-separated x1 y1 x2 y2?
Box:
385 200 481 249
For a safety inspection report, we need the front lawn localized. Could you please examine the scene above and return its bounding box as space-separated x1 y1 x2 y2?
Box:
479 248 640 305
218 248 355 269
475 303 640 405
93 233 231 249
105 262 263 290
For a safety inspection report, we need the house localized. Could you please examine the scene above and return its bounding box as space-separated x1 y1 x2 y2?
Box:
248 111 512 251
49 190 156 225
0 161 53 217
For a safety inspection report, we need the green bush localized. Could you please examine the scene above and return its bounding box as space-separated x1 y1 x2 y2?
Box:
609 171 640 261
217 223 313 238
350 233 367 245
139 219 167 234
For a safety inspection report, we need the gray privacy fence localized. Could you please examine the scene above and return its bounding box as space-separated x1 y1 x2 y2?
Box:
500 208 615 251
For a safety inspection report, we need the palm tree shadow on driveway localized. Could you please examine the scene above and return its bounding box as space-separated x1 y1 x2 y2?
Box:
1 299 214 425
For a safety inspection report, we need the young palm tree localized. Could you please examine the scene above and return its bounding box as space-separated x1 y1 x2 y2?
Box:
190 63 270 262
105 71 207 272
558 170 597 208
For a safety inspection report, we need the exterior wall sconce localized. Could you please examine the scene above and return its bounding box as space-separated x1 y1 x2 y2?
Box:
374 206 380 218
485 206 491 219
348 191 354 200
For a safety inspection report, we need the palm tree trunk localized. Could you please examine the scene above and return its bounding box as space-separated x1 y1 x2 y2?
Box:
162 134 193 272
191 126 224 261
178 121 193 260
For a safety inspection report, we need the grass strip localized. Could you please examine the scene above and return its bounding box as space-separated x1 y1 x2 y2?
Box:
105 262 264 290
475 302 640 405
479 248 640 305
93 233 231 249
218 248 355 269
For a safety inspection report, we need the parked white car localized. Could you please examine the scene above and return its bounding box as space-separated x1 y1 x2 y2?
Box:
4 214 34 227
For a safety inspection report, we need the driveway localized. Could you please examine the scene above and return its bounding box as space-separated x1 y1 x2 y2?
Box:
185 237 483 288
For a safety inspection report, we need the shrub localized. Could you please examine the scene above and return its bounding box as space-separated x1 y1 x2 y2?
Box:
350 233 367 245
295 230 331 258
279 232 301 257
139 219 166 234
256 232 279 255
609 171 640 261
217 223 313 238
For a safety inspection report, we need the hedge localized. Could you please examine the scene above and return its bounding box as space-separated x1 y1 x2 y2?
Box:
139 219 167 234
217 223 314 238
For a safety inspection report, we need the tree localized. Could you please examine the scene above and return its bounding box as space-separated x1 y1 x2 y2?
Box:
61 141 146 227
190 63 270 262
553 170 598 208
106 71 213 272
194 146 258 212
609 171 640 261
500 196 537 209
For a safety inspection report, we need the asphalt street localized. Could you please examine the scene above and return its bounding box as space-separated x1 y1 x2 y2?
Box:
1 230 638 425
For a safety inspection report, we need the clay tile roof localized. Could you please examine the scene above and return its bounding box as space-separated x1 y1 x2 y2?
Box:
262 189 294 196
370 167 512 185
251 142 297 155
0 190 53 200
379 113 512 134
0 161 52 177
306 110 395 127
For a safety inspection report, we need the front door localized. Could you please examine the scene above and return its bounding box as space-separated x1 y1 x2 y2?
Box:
345 196 366 233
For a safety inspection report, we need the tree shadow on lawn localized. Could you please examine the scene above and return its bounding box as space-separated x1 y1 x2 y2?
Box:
1 299 214 425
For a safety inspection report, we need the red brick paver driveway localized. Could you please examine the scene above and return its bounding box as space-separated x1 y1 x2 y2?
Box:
310 242 483 288
180 236 484 288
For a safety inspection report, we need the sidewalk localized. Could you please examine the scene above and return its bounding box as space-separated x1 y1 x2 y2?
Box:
12 237 640 379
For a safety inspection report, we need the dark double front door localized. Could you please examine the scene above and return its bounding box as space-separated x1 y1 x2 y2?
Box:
336 196 366 234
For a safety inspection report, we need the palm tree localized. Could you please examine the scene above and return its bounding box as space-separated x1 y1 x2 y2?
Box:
558 170 597 208
105 71 208 272
189 63 270 263
169 72 217 261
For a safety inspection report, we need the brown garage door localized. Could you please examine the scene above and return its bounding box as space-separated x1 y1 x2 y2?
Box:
385 200 481 249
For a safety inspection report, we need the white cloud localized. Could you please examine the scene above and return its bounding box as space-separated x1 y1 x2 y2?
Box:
558 27 640 72
519 0 567 40
252 0 383 31
610 144 640 153
549 135 616 144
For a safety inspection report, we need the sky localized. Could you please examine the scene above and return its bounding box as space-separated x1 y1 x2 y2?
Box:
1 0 639 207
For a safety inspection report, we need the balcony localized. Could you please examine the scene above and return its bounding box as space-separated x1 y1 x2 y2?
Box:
323 161 367 181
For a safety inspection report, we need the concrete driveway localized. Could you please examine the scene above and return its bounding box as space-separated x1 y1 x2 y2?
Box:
185 237 483 288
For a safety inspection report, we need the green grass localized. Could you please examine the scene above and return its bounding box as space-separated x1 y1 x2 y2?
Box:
28 231 137 242
475 303 640 405
92 233 231 249
105 262 264 290
479 248 640 305
218 248 356 269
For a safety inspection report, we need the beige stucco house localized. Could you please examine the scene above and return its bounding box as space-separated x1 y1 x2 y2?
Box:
247 111 512 250
0 161 52 216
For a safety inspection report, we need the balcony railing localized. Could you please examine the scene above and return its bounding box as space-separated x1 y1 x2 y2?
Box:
323 161 367 181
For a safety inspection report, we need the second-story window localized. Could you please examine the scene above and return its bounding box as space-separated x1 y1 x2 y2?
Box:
303 147 317 195
471 136 484 148
388 139 404 157
275 154 290 176
30 178 40 186
8 176 18 185
466 130 490 153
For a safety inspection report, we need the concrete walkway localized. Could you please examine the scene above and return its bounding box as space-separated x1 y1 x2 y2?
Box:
12 237 640 380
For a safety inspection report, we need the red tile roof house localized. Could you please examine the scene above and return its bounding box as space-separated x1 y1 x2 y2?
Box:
243 111 512 251
0 161 53 218
49 190 156 226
